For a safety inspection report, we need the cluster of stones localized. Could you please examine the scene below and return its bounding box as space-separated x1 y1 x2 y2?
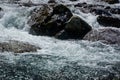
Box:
28 4 92 40
28 3 120 45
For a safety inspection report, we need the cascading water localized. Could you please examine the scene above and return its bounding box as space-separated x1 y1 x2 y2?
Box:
0 0 120 80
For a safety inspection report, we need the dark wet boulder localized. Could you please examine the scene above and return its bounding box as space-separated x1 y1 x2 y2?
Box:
28 5 51 35
83 28 120 44
29 4 73 36
42 4 73 36
97 16 120 28
0 40 41 53
102 0 119 4
56 16 92 39
48 0 56 3
44 4 73 23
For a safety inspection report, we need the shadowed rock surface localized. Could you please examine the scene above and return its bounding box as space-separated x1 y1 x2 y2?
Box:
83 28 120 45
0 40 41 53
29 4 73 37
55 16 92 39
97 16 120 28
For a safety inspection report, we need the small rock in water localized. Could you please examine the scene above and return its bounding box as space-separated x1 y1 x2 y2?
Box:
97 16 120 28
83 28 120 45
0 40 41 53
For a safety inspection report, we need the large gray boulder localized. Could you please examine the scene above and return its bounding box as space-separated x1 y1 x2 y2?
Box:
0 40 41 53
83 28 120 44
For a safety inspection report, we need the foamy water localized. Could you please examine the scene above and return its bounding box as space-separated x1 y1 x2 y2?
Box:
0 0 120 80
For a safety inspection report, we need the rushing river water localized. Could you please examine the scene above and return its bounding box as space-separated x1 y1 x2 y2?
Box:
0 0 120 80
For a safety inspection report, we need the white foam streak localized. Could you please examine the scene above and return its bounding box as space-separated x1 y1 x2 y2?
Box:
0 0 120 68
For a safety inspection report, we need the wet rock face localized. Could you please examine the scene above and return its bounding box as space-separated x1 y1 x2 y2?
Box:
83 28 120 44
0 40 41 53
28 4 92 40
56 16 92 39
29 4 73 37
28 5 51 27
97 16 120 28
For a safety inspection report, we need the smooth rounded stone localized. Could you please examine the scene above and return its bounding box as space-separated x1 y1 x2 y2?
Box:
97 16 120 28
56 16 92 39
83 28 120 44
0 40 41 53
101 0 119 4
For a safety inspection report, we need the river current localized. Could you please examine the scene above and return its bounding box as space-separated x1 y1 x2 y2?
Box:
0 0 120 80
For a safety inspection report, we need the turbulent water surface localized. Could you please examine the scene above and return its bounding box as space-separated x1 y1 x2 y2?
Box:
0 0 120 80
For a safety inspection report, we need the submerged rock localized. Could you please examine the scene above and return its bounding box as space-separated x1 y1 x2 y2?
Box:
56 16 92 39
97 16 120 28
83 28 120 44
0 40 41 53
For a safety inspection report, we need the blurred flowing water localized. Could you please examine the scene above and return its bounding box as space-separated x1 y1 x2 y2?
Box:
0 0 120 80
